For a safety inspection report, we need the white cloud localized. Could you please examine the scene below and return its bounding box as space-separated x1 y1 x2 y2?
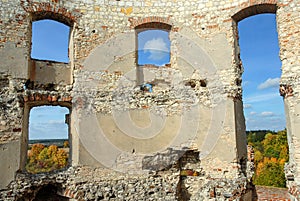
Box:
29 121 68 140
258 77 280 90
243 92 278 103
244 104 252 109
242 80 250 87
59 108 69 113
260 111 275 117
143 37 169 61
247 118 256 123
245 115 286 131
29 106 69 139
244 109 286 131
48 119 66 124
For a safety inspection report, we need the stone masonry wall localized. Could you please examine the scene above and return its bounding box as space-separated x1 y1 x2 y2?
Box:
0 151 252 200
0 0 299 200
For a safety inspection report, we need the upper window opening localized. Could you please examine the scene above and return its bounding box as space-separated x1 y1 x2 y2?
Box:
137 29 171 66
239 14 284 131
31 19 70 63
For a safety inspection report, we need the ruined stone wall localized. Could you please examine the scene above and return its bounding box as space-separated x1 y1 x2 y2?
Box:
276 1 300 199
0 0 299 200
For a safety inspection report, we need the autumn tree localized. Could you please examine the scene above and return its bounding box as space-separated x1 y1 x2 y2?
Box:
254 157 286 187
26 143 68 173
63 140 69 148
248 129 289 187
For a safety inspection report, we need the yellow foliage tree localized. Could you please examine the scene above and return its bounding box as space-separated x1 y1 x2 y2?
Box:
248 129 289 187
26 143 68 173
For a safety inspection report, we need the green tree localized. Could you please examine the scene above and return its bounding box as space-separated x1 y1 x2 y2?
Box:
254 157 286 187
254 150 263 164
248 129 289 187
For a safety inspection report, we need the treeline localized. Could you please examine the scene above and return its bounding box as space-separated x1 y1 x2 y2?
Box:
29 139 68 148
247 129 289 187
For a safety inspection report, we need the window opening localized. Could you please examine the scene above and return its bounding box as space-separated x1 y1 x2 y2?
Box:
238 13 288 188
137 30 170 66
31 19 70 63
26 105 70 173
239 14 284 131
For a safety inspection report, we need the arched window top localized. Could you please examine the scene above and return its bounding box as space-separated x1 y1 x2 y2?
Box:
232 4 277 22
31 11 74 27
130 16 172 31
135 22 172 33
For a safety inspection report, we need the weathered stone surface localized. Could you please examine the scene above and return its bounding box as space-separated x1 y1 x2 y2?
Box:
0 0 299 200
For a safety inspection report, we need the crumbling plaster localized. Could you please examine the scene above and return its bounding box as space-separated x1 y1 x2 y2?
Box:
0 0 299 200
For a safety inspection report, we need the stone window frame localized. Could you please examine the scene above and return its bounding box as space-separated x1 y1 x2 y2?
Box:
20 100 72 173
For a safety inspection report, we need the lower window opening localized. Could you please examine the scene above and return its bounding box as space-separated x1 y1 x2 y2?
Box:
26 105 70 174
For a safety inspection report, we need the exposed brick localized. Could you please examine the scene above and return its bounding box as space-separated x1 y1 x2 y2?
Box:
0 0 299 200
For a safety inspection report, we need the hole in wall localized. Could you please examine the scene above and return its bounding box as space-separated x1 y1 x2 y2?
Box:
185 79 207 88
200 79 207 87
189 81 196 88
32 184 68 201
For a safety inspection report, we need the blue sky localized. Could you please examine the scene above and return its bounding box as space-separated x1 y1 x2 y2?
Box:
31 20 70 63
29 106 69 140
137 30 170 66
238 14 285 131
29 20 70 140
29 14 285 139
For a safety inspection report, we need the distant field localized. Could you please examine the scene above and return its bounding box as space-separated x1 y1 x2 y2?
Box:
29 139 68 148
